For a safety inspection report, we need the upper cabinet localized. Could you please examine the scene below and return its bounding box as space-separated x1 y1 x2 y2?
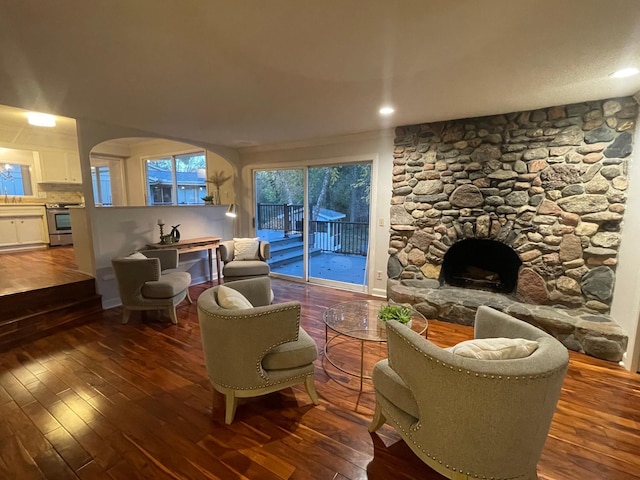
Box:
40 151 82 183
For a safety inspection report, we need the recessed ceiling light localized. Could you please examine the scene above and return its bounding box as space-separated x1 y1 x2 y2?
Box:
610 67 639 79
379 106 395 116
26 112 56 127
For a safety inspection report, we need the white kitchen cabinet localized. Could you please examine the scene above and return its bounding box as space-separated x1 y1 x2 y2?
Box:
0 218 19 246
40 150 82 183
0 206 48 250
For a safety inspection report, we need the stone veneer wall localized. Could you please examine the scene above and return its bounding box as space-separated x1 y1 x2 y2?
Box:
388 97 638 313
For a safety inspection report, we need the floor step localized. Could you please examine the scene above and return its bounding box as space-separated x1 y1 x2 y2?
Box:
269 247 322 268
0 279 102 350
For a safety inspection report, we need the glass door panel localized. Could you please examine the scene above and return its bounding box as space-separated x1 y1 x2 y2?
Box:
307 164 371 288
255 169 305 280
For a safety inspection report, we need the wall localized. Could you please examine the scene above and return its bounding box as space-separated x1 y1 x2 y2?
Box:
0 113 82 204
75 119 240 307
238 130 394 297
88 205 233 308
610 102 640 371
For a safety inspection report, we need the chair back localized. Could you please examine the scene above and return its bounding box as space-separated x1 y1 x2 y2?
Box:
384 309 569 478
111 257 161 306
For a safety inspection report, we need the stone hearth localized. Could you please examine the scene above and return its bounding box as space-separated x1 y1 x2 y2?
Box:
386 97 637 361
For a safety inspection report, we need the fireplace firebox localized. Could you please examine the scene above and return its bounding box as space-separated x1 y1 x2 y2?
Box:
440 239 522 294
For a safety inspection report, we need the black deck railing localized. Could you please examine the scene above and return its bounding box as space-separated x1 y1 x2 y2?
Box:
257 203 368 256
309 220 369 255
256 203 304 237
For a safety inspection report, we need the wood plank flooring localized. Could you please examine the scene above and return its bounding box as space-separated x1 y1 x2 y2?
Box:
0 247 92 296
0 267 639 478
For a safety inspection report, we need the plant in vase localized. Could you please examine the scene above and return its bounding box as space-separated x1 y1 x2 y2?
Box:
377 304 412 329
202 195 214 205
205 170 232 205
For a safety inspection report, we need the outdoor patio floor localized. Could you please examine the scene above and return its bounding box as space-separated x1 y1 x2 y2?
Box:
271 252 367 285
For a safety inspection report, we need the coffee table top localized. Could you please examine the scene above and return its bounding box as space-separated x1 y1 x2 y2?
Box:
323 299 427 342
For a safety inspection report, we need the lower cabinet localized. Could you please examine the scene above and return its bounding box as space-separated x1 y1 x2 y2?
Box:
0 207 48 250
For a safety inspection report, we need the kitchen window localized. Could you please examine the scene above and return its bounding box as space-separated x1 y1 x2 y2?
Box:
91 165 112 206
145 151 207 205
0 147 36 197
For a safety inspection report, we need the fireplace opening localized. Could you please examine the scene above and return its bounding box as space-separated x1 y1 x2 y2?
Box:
440 239 522 294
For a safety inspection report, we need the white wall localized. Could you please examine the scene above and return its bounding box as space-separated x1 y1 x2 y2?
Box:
237 130 394 297
90 205 233 308
610 116 640 372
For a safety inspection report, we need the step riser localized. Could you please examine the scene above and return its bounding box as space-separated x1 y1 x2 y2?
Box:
0 279 97 321
0 279 102 351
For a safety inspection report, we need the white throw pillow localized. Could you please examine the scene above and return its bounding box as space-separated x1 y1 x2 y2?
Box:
233 237 260 260
449 337 539 360
125 252 147 260
217 285 254 310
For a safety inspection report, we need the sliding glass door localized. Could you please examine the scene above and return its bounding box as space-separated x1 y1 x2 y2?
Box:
254 163 371 289
255 169 305 280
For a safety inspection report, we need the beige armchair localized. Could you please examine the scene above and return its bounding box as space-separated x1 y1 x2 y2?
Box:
369 306 569 480
111 249 192 325
219 239 270 282
197 276 319 424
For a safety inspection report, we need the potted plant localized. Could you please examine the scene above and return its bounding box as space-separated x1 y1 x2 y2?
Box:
202 195 214 205
377 304 412 328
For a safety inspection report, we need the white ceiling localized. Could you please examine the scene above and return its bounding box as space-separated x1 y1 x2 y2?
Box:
0 0 639 148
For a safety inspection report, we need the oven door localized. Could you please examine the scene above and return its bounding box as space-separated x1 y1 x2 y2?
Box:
46 208 73 246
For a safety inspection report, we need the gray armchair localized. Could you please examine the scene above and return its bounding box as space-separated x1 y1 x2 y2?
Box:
219 239 270 282
197 276 319 424
111 249 192 324
369 306 569 480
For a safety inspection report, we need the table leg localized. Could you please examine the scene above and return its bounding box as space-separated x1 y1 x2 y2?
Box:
359 339 364 392
215 247 222 284
207 248 213 283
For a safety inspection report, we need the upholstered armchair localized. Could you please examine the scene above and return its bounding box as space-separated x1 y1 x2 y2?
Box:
369 306 569 480
219 238 270 282
111 249 192 324
197 276 319 424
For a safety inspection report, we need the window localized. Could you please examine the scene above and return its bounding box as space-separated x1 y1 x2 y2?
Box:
0 147 36 197
91 165 112 206
145 151 207 205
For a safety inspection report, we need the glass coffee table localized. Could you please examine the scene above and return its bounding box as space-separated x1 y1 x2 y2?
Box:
323 299 428 392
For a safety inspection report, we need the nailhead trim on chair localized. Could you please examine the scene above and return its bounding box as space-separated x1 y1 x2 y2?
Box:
200 304 311 389
380 329 559 480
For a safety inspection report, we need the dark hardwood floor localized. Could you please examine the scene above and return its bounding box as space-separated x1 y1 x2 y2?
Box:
0 246 92 296
0 249 639 479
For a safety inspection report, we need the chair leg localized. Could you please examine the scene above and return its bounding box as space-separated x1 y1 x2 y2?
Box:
224 392 238 425
368 399 386 433
169 306 178 325
122 308 131 324
305 375 320 405
186 289 193 304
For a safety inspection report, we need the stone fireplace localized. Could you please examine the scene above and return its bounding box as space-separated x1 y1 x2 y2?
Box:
387 97 638 361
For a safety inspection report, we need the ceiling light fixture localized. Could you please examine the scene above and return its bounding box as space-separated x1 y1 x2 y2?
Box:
379 106 395 116
610 67 639 79
26 112 56 127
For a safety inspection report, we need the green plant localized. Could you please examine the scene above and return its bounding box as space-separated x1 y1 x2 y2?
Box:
377 304 412 324
202 195 214 202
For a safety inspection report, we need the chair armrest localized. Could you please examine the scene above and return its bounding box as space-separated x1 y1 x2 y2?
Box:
139 249 179 270
197 300 302 388
219 241 234 263
259 241 271 261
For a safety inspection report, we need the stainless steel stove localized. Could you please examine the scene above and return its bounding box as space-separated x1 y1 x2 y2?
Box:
45 203 83 246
